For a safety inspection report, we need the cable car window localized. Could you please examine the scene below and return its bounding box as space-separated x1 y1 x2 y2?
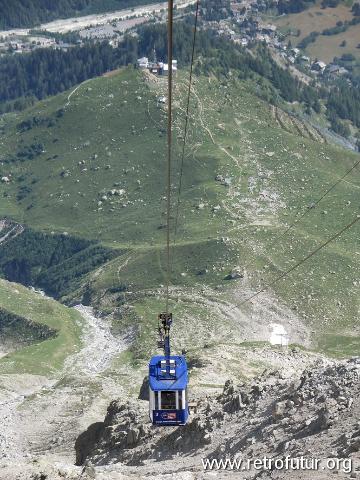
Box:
178 390 183 410
161 391 176 410
155 391 159 410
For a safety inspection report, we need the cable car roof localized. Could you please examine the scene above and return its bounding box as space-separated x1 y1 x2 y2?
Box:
149 355 188 391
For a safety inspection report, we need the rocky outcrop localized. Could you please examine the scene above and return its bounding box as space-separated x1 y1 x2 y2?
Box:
76 358 360 478
138 376 149 401
75 422 104 466
75 401 151 466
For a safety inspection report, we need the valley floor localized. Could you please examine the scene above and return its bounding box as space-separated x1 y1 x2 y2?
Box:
0 297 327 479
0 305 131 478
0 0 197 37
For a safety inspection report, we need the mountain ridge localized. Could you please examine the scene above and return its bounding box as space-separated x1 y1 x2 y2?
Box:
0 67 359 365
0 58 359 479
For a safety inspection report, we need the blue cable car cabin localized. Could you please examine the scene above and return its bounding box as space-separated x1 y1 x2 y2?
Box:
149 354 189 425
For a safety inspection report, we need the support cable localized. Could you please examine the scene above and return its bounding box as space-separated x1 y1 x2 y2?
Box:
231 214 360 310
165 0 174 314
173 0 200 243
267 157 360 251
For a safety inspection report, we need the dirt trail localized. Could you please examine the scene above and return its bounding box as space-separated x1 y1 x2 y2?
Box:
169 286 309 347
0 305 130 467
116 254 133 283
189 83 281 227
0 223 24 245
65 79 92 108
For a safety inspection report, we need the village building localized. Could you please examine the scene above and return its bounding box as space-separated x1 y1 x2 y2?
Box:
326 64 349 77
260 24 277 37
137 57 149 69
136 57 177 76
311 61 327 73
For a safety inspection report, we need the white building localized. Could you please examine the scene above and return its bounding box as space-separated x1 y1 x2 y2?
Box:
312 61 327 72
159 60 178 75
137 57 149 69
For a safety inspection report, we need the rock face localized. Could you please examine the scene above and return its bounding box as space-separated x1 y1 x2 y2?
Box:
138 376 149 401
76 359 360 478
75 401 151 467
75 422 104 466
225 268 244 280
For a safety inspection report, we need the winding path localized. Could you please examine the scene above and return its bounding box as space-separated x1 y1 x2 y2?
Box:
65 79 92 108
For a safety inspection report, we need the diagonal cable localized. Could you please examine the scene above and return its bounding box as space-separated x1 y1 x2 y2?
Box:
173 0 200 244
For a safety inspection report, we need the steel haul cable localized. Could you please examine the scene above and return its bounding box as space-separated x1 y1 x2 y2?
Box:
173 0 200 243
165 0 174 314
238 155 360 299
266 156 360 252
163 0 360 318
229 213 360 310
165 0 200 306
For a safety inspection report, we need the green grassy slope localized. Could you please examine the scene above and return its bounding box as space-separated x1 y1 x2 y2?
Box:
0 279 82 374
272 1 360 62
0 67 359 361
0 68 223 245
